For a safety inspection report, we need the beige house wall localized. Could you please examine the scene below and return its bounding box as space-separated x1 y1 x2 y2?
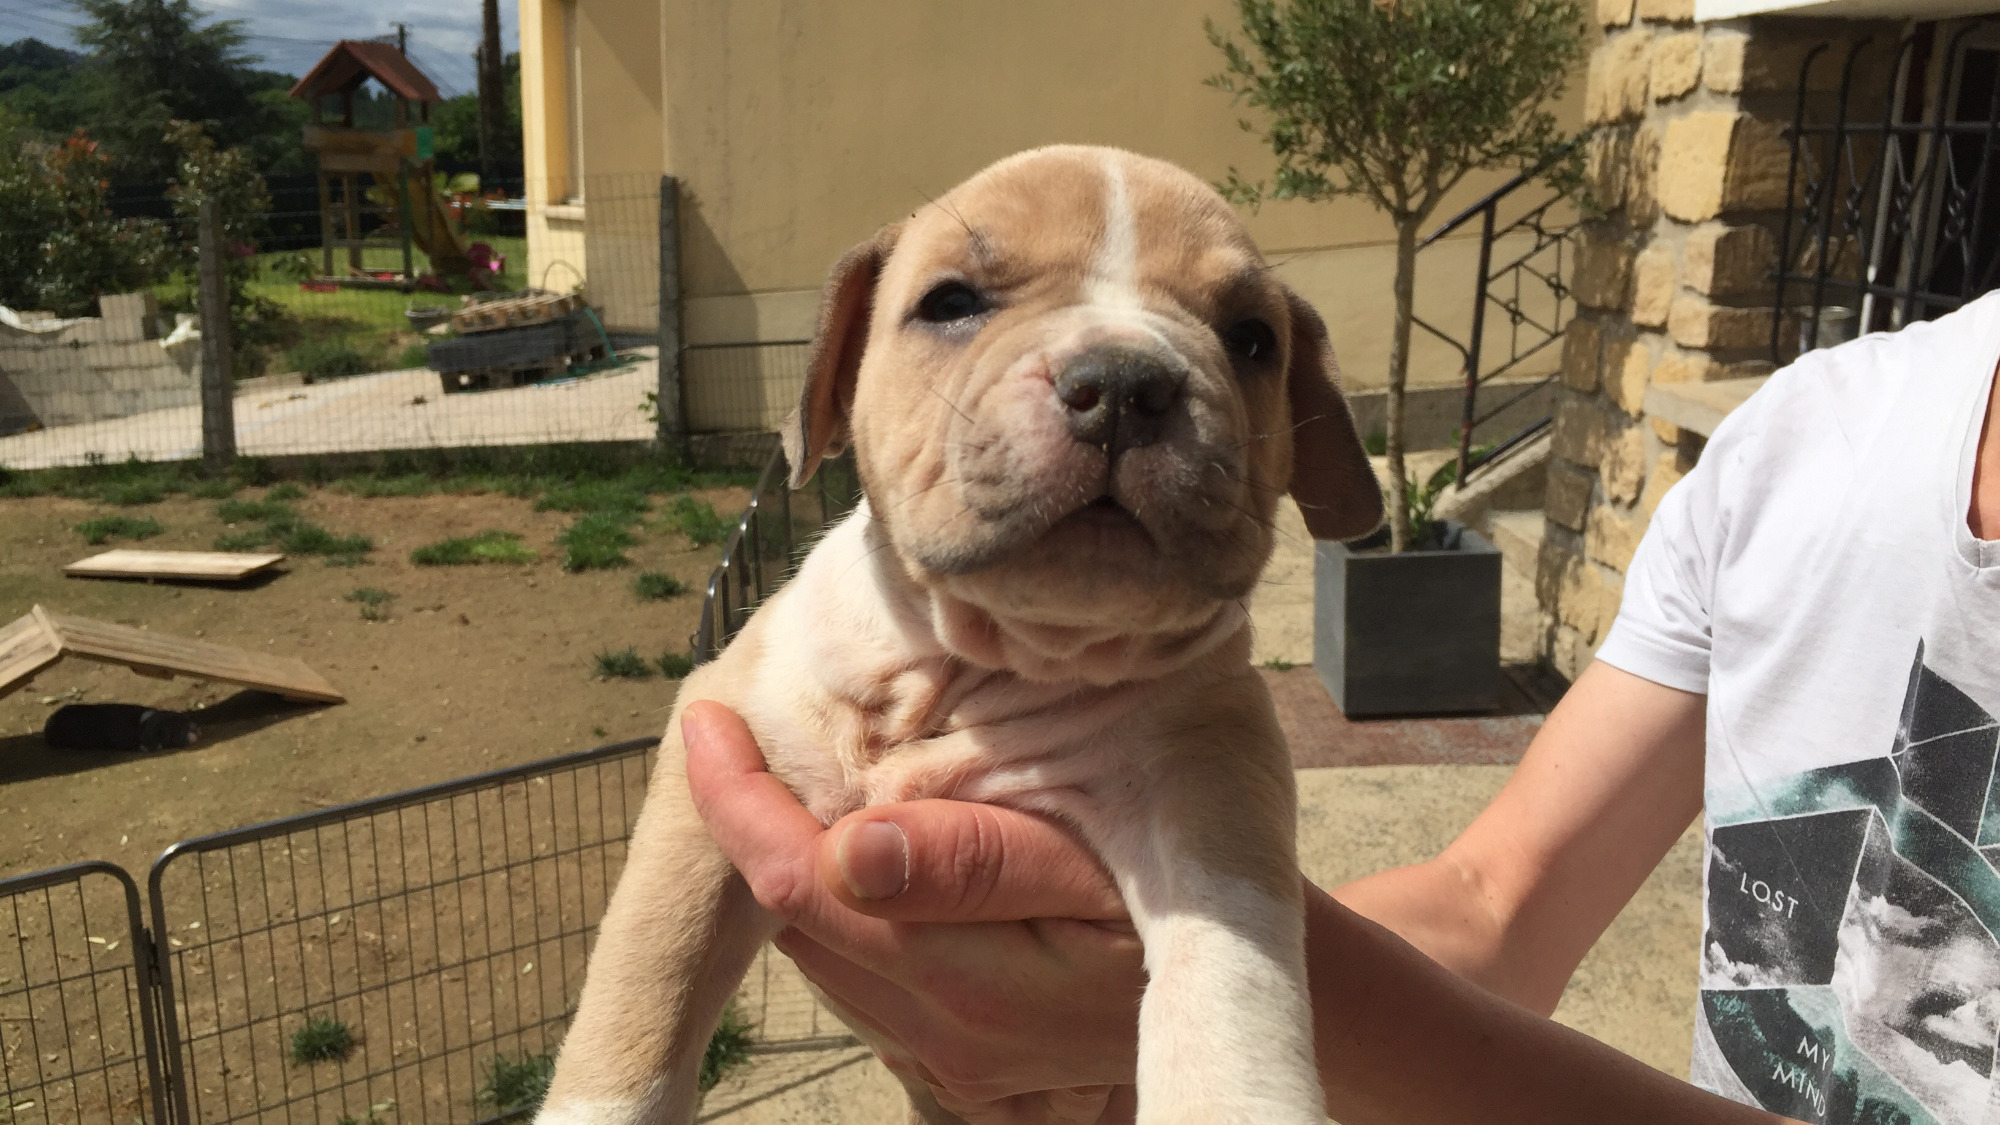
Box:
520 0 1584 407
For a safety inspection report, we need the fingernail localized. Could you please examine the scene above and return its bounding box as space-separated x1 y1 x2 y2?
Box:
679 708 707 749
837 820 908 901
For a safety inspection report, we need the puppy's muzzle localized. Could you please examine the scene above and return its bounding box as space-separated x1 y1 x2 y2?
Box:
1055 346 1186 457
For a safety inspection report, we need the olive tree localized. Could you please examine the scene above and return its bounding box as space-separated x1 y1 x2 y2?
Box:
1210 0 1584 551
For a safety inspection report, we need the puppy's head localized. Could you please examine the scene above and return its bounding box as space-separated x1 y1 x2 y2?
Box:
785 145 1380 671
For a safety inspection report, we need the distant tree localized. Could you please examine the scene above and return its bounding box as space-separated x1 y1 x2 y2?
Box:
68 0 286 181
1209 0 1584 552
431 52 520 175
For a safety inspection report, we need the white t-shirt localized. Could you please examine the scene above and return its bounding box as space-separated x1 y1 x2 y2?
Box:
1596 290 2000 1125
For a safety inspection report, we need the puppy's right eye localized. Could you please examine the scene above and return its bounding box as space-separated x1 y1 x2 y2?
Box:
916 281 988 323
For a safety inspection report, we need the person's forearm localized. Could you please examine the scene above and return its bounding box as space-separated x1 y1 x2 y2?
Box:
1332 856 1545 1010
1305 885 1797 1125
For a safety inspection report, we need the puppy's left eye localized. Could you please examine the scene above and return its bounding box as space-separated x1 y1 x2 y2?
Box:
916 281 988 323
1221 319 1278 362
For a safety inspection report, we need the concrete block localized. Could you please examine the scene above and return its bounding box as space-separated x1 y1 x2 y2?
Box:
1587 501 1647 572
1668 295 1774 351
1574 234 1636 311
1562 317 1605 393
1650 32 1703 101
98 293 160 341
1631 246 1676 327
1684 223 1777 298
1553 397 1612 467
1600 423 1649 504
1546 460 1595 531
1587 30 1653 125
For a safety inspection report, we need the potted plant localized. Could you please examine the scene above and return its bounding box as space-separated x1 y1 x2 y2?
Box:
1315 463 1501 715
1209 0 1582 713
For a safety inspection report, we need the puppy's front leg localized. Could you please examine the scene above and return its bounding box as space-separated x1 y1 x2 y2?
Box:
1088 702 1323 1125
539 720 778 1125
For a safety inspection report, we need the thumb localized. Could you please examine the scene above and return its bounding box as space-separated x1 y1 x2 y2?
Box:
815 800 1127 924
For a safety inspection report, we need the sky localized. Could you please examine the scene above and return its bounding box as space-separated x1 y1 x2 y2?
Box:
0 0 518 97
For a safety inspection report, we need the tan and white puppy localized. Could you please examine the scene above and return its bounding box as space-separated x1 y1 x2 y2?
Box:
539 145 1381 1125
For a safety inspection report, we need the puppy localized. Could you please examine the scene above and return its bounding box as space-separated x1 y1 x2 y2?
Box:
44 703 201 753
540 145 1381 1125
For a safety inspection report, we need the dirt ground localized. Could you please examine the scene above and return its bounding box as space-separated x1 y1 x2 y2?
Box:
0 483 743 884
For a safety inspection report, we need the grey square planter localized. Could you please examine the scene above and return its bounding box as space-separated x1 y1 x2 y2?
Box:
1313 520 1502 717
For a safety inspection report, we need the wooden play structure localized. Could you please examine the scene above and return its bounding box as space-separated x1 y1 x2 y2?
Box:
0 605 345 705
289 40 474 285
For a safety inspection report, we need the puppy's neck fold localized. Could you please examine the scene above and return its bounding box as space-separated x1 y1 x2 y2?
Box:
820 503 1247 687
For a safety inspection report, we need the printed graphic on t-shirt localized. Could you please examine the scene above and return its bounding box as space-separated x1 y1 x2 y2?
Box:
1695 644 2000 1125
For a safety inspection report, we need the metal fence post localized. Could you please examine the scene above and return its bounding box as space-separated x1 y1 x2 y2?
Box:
657 175 688 459
196 199 237 472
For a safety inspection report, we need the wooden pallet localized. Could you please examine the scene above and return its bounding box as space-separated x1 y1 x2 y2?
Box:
452 290 582 335
0 606 345 704
65 550 286 582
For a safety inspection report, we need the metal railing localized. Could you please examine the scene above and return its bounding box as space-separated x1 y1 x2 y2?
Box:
145 739 655 1124
693 448 862 664
1774 23 2000 357
1412 143 1580 490
0 861 171 1125
5 737 822 1125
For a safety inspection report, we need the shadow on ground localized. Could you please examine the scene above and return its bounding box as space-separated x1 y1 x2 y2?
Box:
0 690 326 785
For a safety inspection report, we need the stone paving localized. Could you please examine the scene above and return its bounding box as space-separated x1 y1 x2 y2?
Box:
0 350 659 470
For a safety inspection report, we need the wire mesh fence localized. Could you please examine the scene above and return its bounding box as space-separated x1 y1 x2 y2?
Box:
1 174 671 472
0 862 170 1125
145 740 653 1125
695 449 862 664
3 735 859 1125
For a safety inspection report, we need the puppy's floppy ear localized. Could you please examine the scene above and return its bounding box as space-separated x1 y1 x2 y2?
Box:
783 222 902 488
1282 290 1383 541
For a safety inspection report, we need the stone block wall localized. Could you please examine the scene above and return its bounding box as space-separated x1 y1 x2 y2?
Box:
1538 8 1898 679
0 296 202 435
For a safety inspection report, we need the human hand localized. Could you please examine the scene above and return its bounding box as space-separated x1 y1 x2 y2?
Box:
681 700 1145 1124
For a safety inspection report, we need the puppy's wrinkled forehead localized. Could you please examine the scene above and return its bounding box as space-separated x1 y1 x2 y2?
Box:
882 147 1268 320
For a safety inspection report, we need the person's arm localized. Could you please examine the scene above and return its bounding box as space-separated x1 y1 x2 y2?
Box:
1334 659 1707 1014
683 661 1777 1124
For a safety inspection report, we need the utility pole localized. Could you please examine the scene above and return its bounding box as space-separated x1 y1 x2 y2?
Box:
477 0 503 183
394 21 408 54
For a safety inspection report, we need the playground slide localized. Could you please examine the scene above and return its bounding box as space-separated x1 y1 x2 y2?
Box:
374 172 473 279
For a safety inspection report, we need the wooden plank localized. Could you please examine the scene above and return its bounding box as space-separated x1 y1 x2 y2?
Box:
0 610 63 702
65 550 287 582
38 607 345 704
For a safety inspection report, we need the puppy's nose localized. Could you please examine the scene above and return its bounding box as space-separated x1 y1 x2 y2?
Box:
1055 348 1183 455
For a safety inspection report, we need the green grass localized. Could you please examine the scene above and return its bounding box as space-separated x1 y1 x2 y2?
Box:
700 1002 756 1092
289 1015 354 1066
265 482 306 501
399 341 433 370
477 1053 555 1114
657 651 695 680
217 498 293 524
665 496 731 546
213 498 371 562
98 478 168 506
560 512 639 572
632 571 686 601
0 458 223 504
594 647 652 680
1262 659 1297 672
189 478 238 499
535 478 650 515
74 515 162 545
410 529 536 566
346 587 395 621
287 338 371 381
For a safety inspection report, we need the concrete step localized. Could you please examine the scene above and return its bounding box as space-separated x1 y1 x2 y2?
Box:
1486 508 1545 580
1434 431 1551 532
